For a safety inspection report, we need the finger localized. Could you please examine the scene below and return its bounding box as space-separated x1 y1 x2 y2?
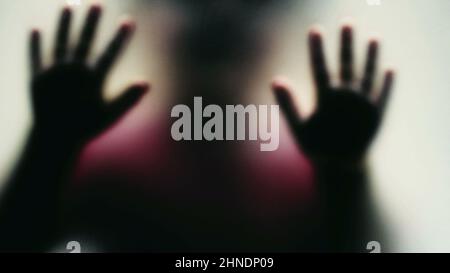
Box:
377 70 394 115
340 25 354 85
95 20 135 79
272 78 303 137
361 40 379 96
74 4 102 62
309 29 330 102
30 29 42 77
54 7 72 63
104 82 149 126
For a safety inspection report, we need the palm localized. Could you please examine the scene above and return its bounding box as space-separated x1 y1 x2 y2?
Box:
300 89 379 160
33 64 102 136
274 26 394 162
30 5 148 143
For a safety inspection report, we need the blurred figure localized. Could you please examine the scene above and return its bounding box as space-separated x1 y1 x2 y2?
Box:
0 1 395 253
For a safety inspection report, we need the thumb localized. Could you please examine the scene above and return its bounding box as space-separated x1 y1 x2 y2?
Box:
104 82 150 126
272 77 303 134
